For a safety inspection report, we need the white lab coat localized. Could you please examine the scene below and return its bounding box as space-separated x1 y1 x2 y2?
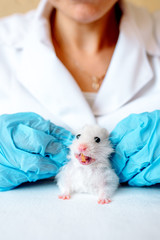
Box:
0 0 160 133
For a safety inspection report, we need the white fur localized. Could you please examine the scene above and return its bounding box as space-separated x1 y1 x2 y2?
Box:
56 124 119 202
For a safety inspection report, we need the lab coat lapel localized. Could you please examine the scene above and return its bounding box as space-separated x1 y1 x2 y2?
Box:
19 21 96 130
92 5 153 115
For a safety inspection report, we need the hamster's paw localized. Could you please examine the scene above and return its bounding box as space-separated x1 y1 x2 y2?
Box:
58 194 71 200
97 198 111 204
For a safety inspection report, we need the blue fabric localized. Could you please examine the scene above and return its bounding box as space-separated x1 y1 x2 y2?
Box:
109 110 160 186
0 112 74 191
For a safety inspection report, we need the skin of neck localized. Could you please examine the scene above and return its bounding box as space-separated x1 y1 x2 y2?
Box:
51 3 120 56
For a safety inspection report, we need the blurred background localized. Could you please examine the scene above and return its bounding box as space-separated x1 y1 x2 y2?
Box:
0 0 160 18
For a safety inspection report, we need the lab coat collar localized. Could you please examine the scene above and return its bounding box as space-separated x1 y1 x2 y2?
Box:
120 1 160 56
93 2 154 115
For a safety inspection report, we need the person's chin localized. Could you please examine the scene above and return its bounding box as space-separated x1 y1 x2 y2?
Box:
70 6 104 24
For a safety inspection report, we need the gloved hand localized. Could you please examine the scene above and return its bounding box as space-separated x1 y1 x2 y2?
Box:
109 110 160 186
0 112 74 191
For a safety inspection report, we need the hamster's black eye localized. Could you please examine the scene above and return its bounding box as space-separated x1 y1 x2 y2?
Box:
94 137 101 143
76 134 81 139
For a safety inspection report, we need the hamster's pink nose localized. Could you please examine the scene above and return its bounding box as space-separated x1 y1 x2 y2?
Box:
78 144 87 152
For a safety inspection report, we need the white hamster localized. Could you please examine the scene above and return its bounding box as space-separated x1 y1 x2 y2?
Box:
56 124 119 204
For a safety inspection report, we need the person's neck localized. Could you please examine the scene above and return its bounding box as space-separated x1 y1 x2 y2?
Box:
51 5 120 56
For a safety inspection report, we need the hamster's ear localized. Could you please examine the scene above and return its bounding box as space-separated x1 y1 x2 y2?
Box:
101 128 109 137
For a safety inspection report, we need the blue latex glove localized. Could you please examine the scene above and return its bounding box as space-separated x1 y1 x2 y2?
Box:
109 110 160 186
0 112 74 191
